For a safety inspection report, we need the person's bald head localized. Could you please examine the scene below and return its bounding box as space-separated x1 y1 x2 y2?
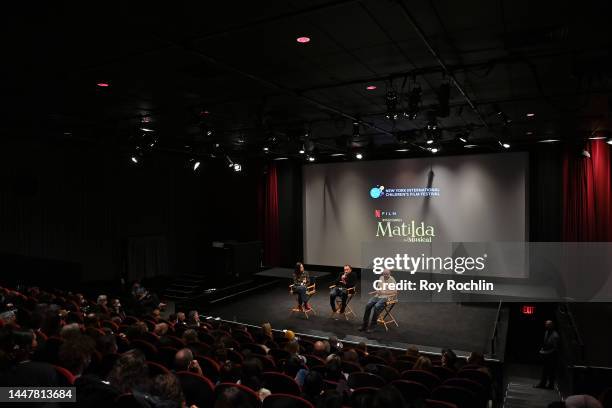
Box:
545 320 554 330
174 348 194 371
313 341 327 357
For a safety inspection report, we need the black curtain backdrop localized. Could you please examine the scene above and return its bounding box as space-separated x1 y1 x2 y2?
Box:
0 139 259 283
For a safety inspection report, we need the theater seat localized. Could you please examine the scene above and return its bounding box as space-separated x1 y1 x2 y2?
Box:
215 383 262 408
348 372 386 388
350 387 379 407
53 365 76 385
145 360 170 377
431 385 477 408
391 379 431 402
263 372 301 396
401 370 441 390
176 371 215 408
425 399 458 408
263 394 315 408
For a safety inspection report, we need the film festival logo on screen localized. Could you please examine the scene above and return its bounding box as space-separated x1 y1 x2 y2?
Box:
369 185 440 199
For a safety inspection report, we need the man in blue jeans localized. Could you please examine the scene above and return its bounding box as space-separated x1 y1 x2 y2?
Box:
358 269 396 333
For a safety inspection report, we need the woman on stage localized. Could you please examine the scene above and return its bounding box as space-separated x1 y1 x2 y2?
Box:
292 262 312 311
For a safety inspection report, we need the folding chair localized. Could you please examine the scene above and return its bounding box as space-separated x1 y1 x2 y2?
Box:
377 293 399 331
329 285 356 320
289 283 316 319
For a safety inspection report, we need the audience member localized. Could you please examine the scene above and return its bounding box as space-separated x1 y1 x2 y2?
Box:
412 356 433 372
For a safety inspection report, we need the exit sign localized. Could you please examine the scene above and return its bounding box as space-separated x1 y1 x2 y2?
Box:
522 305 536 315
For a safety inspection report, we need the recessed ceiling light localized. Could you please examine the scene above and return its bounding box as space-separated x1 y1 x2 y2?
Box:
395 148 409 152
366 85 377 90
526 113 535 117
430 148 439 154
538 139 560 143
263 147 269 152
464 144 478 148
296 36 310 43
97 82 109 87
502 143 511 149
330 153 345 157
355 153 363 159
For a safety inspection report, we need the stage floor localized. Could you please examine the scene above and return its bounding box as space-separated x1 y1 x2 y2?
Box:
205 281 508 359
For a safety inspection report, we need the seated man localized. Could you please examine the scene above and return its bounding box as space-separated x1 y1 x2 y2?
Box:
358 269 396 333
329 264 357 313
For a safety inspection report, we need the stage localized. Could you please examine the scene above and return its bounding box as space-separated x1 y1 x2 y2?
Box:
204 278 509 360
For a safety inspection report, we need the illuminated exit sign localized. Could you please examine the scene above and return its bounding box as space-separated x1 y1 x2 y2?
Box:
522 305 536 315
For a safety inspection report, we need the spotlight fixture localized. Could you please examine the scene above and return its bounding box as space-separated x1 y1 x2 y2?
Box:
299 145 305 154
538 139 560 143
607 138 612 145
263 146 269 152
526 113 535 117
140 127 154 132
307 156 315 162
131 156 139 164
395 148 410 152
330 153 345 157
385 90 399 120
498 140 511 149
355 153 363 159
296 36 311 43
464 144 478 148
457 129 470 143
430 147 439 154
366 85 377 90
96 82 109 87
188 158 201 172
274 157 289 160
233 163 242 172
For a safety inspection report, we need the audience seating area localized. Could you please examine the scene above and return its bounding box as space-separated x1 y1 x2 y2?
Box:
1 283 499 407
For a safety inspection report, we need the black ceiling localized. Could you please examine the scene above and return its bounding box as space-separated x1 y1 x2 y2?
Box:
2 0 611 161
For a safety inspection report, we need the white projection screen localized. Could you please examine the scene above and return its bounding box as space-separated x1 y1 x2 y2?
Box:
303 152 527 273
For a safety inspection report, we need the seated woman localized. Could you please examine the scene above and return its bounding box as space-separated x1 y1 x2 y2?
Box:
292 262 311 311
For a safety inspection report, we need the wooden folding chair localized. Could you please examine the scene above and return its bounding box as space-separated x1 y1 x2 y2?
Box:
329 285 356 320
289 283 317 319
377 293 399 331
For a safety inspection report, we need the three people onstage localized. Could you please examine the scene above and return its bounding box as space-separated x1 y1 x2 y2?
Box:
292 263 397 332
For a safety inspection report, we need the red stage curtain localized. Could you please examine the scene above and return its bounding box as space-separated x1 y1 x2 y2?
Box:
562 138 612 241
258 164 280 265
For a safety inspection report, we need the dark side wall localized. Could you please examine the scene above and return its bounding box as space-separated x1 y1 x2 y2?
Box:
0 139 260 283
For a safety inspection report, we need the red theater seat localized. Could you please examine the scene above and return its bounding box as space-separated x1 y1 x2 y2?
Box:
176 371 215 408
215 383 262 408
263 372 301 396
263 394 315 408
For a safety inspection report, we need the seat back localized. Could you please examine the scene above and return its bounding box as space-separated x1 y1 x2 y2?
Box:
263 372 301 396
54 365 76 385
146 360 170 377
215 383 262 408
401 370 441 390
431 366 455 381
348 372 386 389
263 393 315 408
425 399 458 408
350 387 379 407
431 385 477 408
176 371 215 408
391 379 431 402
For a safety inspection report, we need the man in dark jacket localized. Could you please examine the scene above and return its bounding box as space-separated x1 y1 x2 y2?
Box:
329 265 357 314
536 320 560 389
